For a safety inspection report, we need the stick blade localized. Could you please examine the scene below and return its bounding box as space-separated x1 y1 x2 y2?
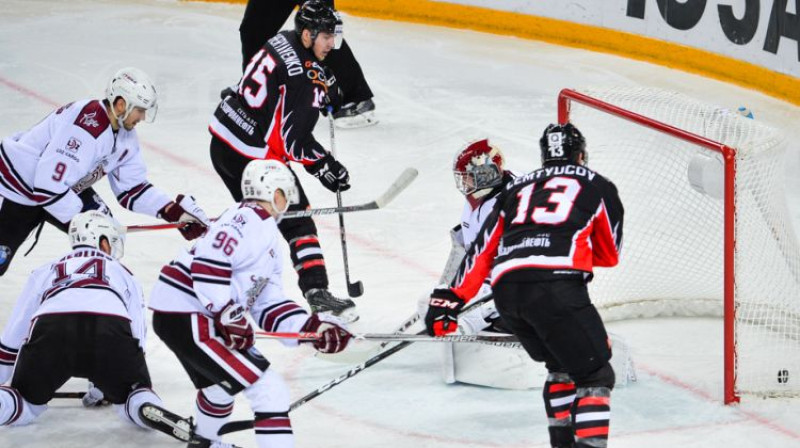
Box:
374 168 418 208
347 280 364 297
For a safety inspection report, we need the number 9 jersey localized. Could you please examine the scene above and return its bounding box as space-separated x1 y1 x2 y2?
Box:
448 163 624 302
209 30 332 167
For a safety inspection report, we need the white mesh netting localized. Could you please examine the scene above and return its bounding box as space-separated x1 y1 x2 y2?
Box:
568 86 800 397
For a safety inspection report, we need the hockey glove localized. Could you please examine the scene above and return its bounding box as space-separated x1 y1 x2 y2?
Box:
301 313 352 354
159 194 210 241
425 288 465 336
214 301 254 350
307 154 350 193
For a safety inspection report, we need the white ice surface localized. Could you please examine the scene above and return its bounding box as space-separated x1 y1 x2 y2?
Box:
2 1 800 447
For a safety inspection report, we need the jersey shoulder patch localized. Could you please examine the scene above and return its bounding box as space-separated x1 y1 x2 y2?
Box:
74 100 111 139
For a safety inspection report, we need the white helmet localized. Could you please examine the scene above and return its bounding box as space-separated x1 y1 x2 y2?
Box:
105 67 158 125
69 211 124 259
241 160 300 214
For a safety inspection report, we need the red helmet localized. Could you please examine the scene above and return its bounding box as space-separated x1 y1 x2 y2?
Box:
452 139 504 195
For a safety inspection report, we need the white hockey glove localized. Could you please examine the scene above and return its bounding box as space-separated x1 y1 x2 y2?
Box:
159 194 210 241
82 383 107 407
301 314 352 354
214 301 254 350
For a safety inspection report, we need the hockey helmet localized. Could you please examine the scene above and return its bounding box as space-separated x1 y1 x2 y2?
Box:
295 1 343 49
539 122 587 166
69 211 124 259
241 160 300 214
105 67 158 124
452 139 505 196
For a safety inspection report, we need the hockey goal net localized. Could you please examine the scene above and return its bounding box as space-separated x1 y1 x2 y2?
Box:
559 87 800 403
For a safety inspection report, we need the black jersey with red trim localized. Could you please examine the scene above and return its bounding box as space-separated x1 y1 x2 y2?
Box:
449 162 624 302
209 31 331 166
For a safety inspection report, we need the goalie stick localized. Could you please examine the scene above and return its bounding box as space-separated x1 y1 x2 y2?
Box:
218 295 493 436
123 167 419 233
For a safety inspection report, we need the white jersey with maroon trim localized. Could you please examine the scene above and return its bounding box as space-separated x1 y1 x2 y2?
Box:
449 163 624 302
0 99 172 223
0 247 147 367
149 201 310 337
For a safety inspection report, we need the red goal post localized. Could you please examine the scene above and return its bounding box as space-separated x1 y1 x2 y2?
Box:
557 87 800 404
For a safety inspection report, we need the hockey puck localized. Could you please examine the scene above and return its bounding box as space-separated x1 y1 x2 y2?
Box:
777 369 790 384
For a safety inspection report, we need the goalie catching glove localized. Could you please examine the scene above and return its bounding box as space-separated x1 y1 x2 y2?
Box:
301 313 352 354
306 154 350 193
425 288 465 336
158 194 210 241
214 301 254 350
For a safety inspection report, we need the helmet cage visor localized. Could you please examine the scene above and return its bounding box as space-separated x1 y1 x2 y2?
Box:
453 164 501 195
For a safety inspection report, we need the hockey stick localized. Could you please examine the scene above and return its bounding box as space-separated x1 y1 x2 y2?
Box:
218 295 493 436
52 391 87 399
122 168 419 233
328 112 363 298
256 331 519 345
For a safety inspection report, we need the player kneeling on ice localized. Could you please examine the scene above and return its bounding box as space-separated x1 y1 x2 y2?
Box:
425 124 624 448
149 159 352 448
0 211 185 440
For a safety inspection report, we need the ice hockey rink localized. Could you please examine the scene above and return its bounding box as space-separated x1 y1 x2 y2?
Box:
2 0 800 447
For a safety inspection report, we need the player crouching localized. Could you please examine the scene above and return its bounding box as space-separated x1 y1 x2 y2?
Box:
0 211 187 440
149 160 352 448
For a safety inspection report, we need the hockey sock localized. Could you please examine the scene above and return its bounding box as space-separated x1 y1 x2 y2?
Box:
253 411 293 448
243 369 293 448
573 386 611 448
543 372 576 448
0 386 45 426
194 385 234 440
288 234 327 292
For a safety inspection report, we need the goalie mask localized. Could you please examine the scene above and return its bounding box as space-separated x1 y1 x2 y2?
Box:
539 122 587 166
69 211 124 259
241 160 300 214
453 139 505 197
295 0 343 49
105 67 158 125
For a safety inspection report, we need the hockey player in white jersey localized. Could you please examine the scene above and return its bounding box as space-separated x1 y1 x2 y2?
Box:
0 67 209 277
150 159 353 448
0 211 189 441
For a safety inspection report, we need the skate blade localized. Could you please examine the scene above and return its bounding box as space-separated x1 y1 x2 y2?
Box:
140 404 193 442
334 112 378 129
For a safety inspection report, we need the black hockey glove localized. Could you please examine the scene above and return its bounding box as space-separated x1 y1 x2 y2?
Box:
307 154 350 192
319 66 342 116
425 288 465 336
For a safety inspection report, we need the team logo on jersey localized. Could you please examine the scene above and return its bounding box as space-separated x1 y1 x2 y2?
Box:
245 275 269 308
66 137 82 152
79 111 100 128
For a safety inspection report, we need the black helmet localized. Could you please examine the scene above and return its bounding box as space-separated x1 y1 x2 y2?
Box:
295 1 341 38
539 122 587 166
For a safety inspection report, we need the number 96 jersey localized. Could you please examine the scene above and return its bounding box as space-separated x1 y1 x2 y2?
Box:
449 163 624 301
149 201 307 330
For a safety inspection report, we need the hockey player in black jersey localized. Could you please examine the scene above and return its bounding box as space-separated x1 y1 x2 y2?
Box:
209 1 357 322
425 123 624 448
238 0 376 128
